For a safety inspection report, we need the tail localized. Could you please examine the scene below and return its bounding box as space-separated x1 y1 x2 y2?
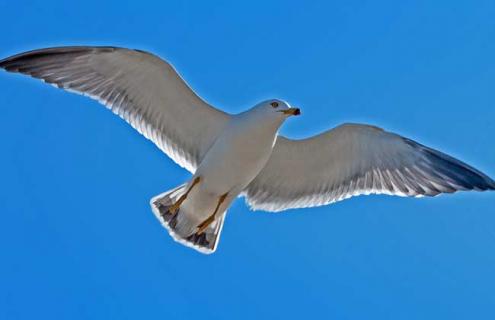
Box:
150 184 225 254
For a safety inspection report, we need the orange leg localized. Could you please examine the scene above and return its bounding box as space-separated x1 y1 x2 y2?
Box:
169 176 201 215
196 192 228 235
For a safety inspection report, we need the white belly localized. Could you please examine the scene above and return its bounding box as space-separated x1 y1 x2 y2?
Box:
194 120 278 196
177 113 282 224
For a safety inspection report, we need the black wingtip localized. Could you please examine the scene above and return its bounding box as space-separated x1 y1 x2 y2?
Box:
486 176 495 191
0 46 118 73
0 56 12 71
402 137 495 193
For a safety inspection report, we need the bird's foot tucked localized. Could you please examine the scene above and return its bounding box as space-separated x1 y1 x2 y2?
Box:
196 214 216 235
196 192 228 235
169 176 201 215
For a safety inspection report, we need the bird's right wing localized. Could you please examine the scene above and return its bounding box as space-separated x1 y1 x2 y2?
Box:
244 123 495 212
0 46 231 173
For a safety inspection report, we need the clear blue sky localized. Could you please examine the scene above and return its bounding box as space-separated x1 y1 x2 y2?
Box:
1 1 494 319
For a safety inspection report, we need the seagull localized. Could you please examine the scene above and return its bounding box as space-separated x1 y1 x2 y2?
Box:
1 46 494 254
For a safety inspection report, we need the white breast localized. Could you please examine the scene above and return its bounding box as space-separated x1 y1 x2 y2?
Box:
194 112 281 196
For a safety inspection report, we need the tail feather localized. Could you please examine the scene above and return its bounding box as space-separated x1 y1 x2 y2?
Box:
150 184 225 254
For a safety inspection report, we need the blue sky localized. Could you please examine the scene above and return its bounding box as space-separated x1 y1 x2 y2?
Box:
1 1 494 319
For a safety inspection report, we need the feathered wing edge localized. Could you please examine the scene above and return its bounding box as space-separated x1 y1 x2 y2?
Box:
0 46 230 173
244 124 495 212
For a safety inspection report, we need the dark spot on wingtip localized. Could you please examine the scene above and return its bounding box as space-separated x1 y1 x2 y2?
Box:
486 178 495 190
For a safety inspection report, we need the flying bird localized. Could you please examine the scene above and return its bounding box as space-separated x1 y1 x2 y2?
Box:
1 46 494 254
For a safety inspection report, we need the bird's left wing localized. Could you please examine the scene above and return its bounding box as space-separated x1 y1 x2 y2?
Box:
0 46 230 173
244 123 495 212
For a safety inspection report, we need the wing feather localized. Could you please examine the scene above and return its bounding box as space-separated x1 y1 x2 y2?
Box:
244 123 495 212
0 46 230 172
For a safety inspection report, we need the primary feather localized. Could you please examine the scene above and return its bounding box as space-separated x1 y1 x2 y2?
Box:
244 123 495 212
0 46 230 172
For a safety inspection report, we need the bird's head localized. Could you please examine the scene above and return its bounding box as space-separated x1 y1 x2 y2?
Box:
253 99 301 119
238 99 301 130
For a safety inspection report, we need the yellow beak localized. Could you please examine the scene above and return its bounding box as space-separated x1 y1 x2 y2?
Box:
278 108 301 116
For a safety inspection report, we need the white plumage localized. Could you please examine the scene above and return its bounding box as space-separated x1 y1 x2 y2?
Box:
1 46 494 254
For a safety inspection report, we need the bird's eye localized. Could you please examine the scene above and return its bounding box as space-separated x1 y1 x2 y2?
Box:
270 102 279 108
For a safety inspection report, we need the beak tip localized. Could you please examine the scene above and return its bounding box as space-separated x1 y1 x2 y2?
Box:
280 107 302 116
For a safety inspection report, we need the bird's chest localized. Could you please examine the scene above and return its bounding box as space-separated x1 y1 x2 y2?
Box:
195 124 277 194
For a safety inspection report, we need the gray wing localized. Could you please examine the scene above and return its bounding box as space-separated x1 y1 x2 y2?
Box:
244 123 495 212
0 46 230 172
